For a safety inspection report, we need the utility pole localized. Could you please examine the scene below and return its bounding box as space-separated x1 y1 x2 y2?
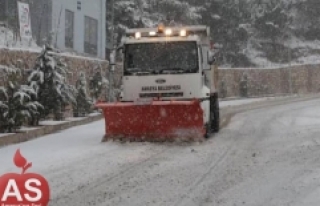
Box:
5 0 8 46
288 48 293 95
108 0 115 102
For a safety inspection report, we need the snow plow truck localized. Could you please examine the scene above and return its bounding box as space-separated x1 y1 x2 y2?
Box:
96 24 220 142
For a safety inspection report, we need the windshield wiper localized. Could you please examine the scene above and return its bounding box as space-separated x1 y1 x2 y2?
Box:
125 68 153 75
126 68 142 72
135 71 152 75
157 68 185 74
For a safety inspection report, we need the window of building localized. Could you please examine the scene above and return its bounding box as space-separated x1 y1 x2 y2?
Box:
77 1 81 10
84 16 98 55
65 9 74 49
0 1 5 22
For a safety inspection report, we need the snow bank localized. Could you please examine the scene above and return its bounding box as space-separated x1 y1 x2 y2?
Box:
219 97 278 108
39 121 69 126
65 117 87 122
88 112 102 117
18 126 40 132
0 26 40 50
0 133 15 138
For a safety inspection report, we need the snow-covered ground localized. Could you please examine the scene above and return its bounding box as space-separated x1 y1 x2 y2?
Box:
0 96 320 205
219 97 278 108
39 120 69 126
17 126 40 132
219 95 301 108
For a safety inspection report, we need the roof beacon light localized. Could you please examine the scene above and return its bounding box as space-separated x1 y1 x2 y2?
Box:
165 28 172 36
180 29 187 37
149 31 156 36
158 23 165 33
135 32 141 39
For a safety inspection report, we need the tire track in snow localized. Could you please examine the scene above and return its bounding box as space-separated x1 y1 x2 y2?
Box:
171 121 245 206
172 95 320 206
172 143 234 206
175 98 320 206
52 145 171 204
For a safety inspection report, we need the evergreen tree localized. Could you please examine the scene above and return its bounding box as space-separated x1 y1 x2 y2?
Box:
23 82 44 126
251 0 292 63
295 0 320 40
89 70 104 102
27 45 76 120
106 0 200 51
73 72 92 117
197 0 252 67
104 0 320 66
89 66 109 102
56 58 77 120
0 67 43 133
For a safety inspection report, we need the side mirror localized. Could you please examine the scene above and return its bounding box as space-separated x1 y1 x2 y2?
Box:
207 50 215 65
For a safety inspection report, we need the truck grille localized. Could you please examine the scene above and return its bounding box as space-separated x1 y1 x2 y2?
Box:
139 92 184 98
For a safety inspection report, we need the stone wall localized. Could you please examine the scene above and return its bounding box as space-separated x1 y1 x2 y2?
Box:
218 64 320 98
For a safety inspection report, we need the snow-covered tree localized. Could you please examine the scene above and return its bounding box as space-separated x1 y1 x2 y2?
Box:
89 67 108 102
27 45 76 120
56 57 77 118
0 67 43 133
104 0 320 66
294 0 320 40
106 0 201 55
22 83 44 126
251 0 293 63
195 0 252 67
73 72 92 117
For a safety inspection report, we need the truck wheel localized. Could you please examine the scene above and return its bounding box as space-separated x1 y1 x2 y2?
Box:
204 123 210 139
210 93 220 133
204 93 220 139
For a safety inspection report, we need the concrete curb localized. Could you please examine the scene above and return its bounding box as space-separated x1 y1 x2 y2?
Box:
0 114 103 148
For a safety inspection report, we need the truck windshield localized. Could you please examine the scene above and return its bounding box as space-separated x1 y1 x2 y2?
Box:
124 41 199 76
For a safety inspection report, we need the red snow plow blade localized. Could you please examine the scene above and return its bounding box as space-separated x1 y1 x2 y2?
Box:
95 99 206 142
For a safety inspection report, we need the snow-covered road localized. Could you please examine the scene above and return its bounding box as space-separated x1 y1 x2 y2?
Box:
1 97 320 206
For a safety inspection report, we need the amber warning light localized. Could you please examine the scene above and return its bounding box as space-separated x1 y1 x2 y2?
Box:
158 23 165 33
133 25 190 38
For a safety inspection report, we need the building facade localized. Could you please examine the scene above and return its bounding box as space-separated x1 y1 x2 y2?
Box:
0 0 106 59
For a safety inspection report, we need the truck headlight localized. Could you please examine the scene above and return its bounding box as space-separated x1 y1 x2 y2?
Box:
149 31 156 36
180 29 187 37
135 32 141 39
165 29 172 36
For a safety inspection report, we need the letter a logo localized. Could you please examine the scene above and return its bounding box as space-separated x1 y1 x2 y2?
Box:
0 149 50 205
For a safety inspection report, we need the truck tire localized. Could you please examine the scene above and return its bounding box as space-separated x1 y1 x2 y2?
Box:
204 123 210 139
210 93 220 133
204 93 220 139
